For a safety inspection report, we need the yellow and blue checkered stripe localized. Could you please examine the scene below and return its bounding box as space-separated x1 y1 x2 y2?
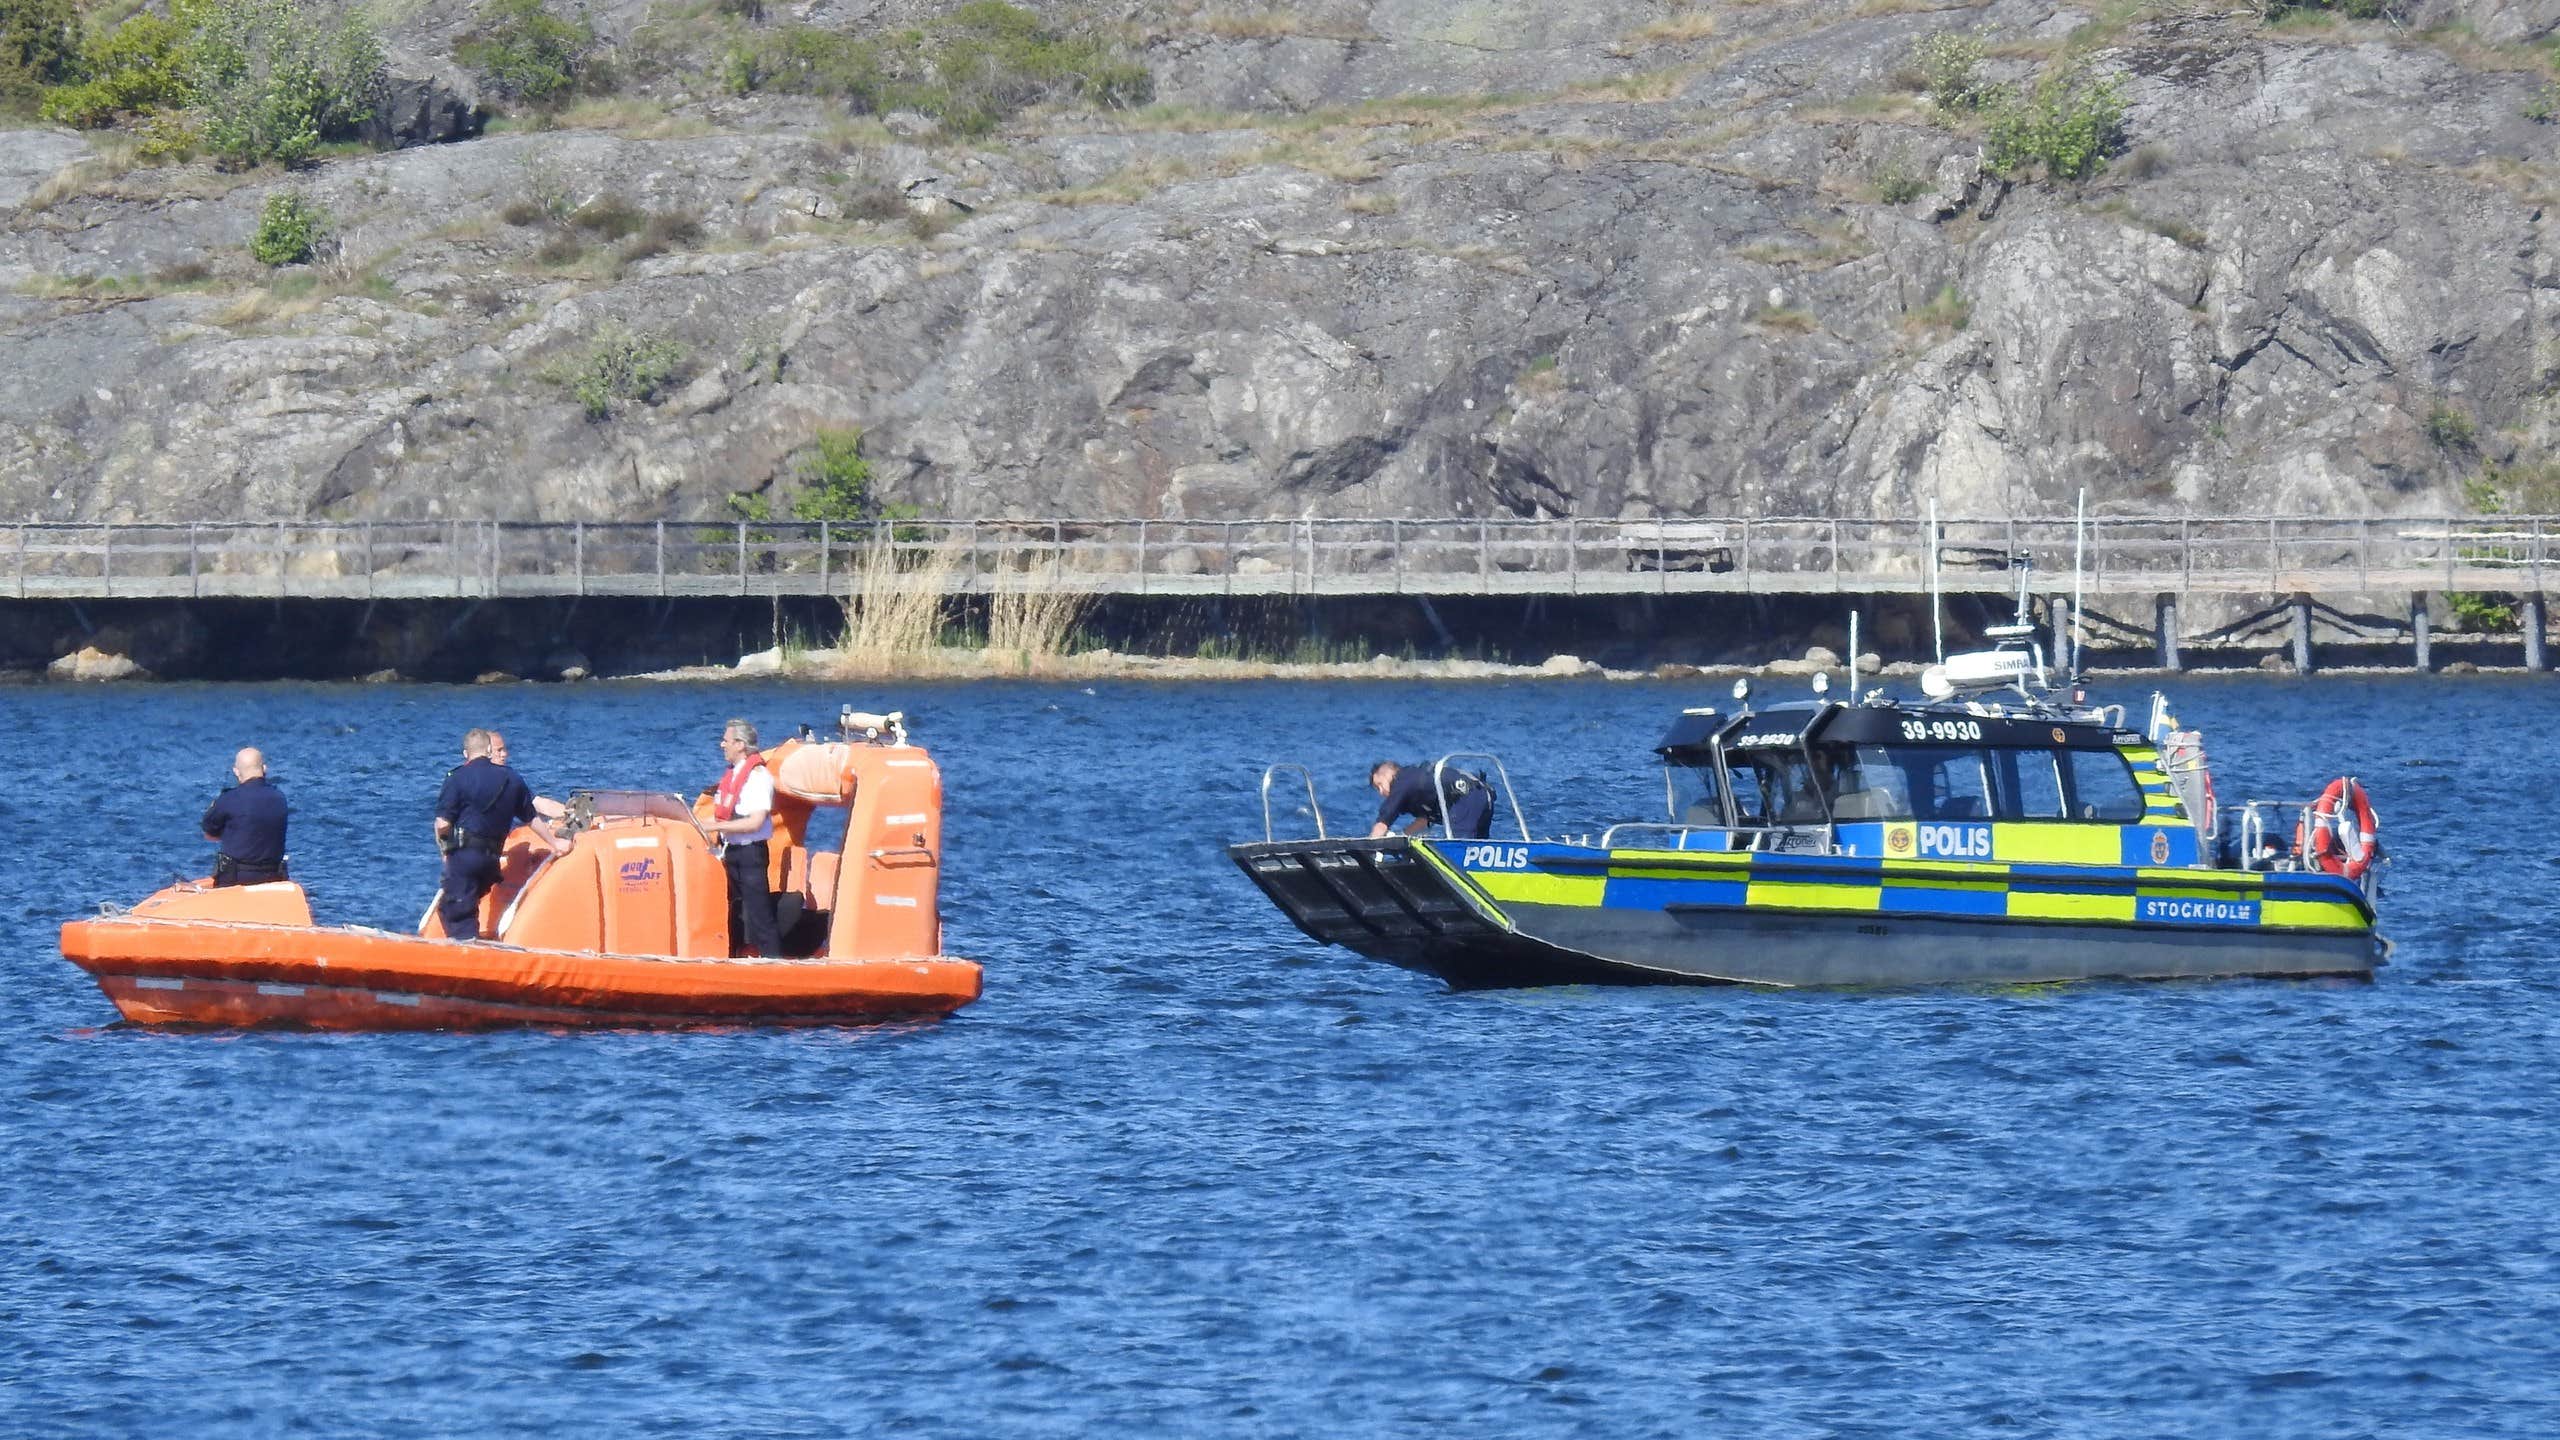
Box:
2120 743 2188 825
1432 843 2370 934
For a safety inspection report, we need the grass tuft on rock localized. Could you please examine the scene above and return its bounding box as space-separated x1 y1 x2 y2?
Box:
562 323 684 420
723 1 1151 136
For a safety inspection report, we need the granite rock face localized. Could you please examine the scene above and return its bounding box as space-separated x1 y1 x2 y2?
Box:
3 0 2557 526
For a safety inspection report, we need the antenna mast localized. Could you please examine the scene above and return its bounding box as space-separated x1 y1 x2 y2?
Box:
1928 496 1944 663
2070 488 2088 678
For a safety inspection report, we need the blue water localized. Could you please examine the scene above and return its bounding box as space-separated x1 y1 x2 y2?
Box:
3 676 2554 1437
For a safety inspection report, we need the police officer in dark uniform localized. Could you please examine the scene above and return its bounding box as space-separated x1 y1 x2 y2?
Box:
1368 758 1493 840
201 747 288 886
433 727 547 941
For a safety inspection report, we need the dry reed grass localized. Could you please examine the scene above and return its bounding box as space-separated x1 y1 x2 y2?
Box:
835 539 962 673
983 557 1094 673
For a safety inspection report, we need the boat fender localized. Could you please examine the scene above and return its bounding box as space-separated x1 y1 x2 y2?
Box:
2296 777 2379 880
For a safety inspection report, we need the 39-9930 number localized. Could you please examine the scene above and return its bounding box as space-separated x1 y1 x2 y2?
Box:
1899 719 1983 742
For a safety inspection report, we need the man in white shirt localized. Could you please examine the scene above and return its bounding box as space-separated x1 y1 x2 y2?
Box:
706 718 782 957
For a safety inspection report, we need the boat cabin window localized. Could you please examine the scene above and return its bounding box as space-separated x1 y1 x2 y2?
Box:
1822 744 1992 821
1994 750 2066 819
1817 743 2082 822
1666 761 1726 826
2063 749 2147 822
1727 748 1827 826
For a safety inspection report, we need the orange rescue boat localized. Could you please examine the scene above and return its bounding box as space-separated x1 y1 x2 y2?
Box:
60 710 982 1029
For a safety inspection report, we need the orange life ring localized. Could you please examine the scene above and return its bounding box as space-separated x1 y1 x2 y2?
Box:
2295 777 2378 880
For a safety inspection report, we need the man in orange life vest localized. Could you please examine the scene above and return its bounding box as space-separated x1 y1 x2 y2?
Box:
706 718 781 957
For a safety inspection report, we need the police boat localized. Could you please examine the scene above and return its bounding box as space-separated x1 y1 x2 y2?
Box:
1229 634 2385 990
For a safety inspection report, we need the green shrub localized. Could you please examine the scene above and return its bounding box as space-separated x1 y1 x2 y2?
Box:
2424 403 2477 453
249 187 327 265
2447 592 2514 631
793 427 875 520
36 11 185 126
1 0 80 99
456 0 592 106
1911 31 1989 110
1906 284 1970 334
568 323 683 420
2527 82 2559 124
2468 459 2560 514
175 0 383 167
1984 68 2125 181
728 2 1150 135
1875 159 1926 205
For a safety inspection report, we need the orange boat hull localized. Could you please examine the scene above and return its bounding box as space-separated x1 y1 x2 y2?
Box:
60 915 982 1030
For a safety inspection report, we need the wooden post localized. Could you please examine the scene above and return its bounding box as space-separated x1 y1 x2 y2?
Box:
2292 595 2314 674
1567 515 1580 595
2156 593 2181 672
2412 593 2431 673
1739 517 1754 589
2051 593 2071 667
488 521 501 598
452 519 463 596
363 520 374 598
819 520 830 596
188 524 199 599
655 520 667 597
100 525 111 595
273 520 286 598
1389 518 1401 595
14 524 23 599
1137 519 1149 597
1477 516 1489 593
2527 593 2548 672
573 521 585 597
736 521 747 595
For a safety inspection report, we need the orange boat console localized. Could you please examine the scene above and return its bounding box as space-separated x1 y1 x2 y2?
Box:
60 711 981 1029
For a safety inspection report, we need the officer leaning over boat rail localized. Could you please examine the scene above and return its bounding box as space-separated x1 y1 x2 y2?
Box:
201 746 288 887
433 727 568 942
1368 759 1493 840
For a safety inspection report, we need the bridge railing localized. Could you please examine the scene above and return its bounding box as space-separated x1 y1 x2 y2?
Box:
0 515 2551 597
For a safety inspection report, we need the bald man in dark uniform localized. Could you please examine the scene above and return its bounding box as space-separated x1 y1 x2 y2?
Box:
201 747 288 886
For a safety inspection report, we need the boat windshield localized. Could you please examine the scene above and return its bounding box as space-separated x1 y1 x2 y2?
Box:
1667 760 1726 825
1727 748 1831 826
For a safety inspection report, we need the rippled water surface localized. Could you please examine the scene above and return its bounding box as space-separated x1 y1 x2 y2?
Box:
3 676 2555 1437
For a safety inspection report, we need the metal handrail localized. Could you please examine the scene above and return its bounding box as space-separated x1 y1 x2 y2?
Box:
1597 822 1739 850
1431 753 1530 841
1258 763 1326 843
2236 800 2309 872
4 514 2555 599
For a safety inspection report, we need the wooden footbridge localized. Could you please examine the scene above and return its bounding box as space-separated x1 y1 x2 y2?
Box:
6 513 2553 667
